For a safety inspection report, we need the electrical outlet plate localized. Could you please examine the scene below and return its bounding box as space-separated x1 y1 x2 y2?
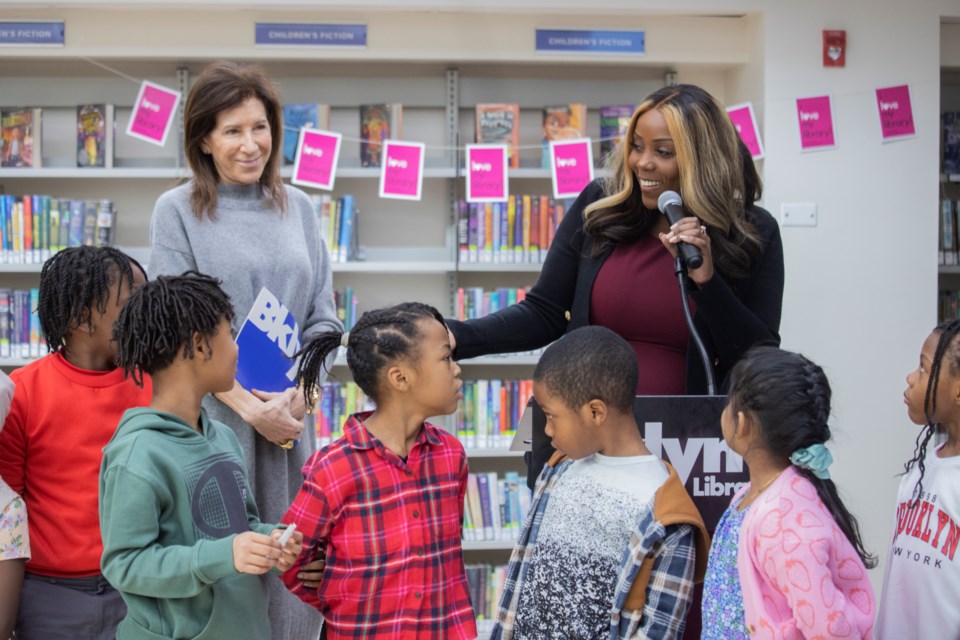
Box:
781 202 817 227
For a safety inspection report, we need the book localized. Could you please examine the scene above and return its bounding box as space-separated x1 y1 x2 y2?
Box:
360 104 402 168
282 103 331 165
0 107 42 168
95 199 115 246
337 194 356 262
235 287 302 393
0 288 10 358
76 104 115 169
540 103 587 168
945 112 960 174
599 104 635 165
82 200 98 246
474 473 494 540
68 200 85 248
476 104 520 168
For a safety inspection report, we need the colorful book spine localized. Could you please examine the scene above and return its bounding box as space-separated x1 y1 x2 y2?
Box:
338 194 355 262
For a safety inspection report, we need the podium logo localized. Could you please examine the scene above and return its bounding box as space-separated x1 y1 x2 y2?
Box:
249 288 301 381
643 421 745 497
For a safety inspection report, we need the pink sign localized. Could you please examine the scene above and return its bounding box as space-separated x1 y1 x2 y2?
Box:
876 84 916 142
796 95 836 152
466 144 508 203
126 81 181 147
550 138 594 199
291 129 342 191
727 103 764 160
379 141 425 201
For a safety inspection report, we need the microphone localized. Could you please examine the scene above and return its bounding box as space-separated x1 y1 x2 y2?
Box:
657 190 703 270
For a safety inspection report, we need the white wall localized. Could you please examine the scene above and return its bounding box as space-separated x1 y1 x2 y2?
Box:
760 0 950 594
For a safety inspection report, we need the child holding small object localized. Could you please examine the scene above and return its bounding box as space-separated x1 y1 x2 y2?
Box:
100 272 302 639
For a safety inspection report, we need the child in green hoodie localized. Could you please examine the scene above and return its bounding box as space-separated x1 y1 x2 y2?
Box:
100 271 303 640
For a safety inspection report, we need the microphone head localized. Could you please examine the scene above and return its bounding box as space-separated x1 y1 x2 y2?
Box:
657 190 682 213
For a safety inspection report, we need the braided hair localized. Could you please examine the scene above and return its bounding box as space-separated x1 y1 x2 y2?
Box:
295 302 446 406
38 246 146 352
728 346 877 568
113 271 235 387
903 319 960 503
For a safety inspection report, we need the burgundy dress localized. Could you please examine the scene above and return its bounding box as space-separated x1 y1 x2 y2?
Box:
590 232 693 395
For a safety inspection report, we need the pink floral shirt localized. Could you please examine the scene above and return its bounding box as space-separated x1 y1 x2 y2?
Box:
736 466 875 639
0 481 29 560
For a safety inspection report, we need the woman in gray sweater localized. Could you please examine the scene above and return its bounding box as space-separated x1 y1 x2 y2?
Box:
149 61 340 640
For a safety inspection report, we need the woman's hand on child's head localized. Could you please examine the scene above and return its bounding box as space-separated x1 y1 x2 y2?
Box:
271 528 304 572
232 531 284 575
249 389 305 445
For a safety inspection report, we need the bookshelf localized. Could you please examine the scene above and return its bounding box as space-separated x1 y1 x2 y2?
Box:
0 8 754 634
940 69 960 322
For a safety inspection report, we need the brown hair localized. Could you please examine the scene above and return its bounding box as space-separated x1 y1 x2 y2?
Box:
585 84 761 280
183 61 286 219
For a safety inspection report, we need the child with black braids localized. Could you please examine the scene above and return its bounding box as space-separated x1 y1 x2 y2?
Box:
701 346 876 639
100 272 303 640
0 246 149 639
280 302 477 640
877 320 960 638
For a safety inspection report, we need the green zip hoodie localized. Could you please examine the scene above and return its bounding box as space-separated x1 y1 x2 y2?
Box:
99 407 276 639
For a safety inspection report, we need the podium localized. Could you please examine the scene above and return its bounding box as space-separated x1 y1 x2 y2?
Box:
512 395 747 532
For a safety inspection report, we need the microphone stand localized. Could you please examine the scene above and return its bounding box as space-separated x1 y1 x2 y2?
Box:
674 254 717 395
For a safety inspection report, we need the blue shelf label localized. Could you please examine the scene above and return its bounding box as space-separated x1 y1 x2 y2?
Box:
535 29 644 55
255 23 367 47
0 21 65 46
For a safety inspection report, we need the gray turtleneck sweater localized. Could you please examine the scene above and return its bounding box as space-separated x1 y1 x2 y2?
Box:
148 181 341 526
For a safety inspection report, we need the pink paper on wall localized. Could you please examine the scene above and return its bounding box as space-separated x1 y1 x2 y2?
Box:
466 144 509 203
876 84 917 142
292 129 342 191
726 103 764 160
126 81 181 147
379 140 425 201
796 95 836 152
550 138 594 199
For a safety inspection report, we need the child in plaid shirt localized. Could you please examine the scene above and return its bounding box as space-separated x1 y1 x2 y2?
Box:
281 302 476 640
492 326 710 640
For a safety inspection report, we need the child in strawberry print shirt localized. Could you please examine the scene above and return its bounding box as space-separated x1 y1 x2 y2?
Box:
701 347 876 639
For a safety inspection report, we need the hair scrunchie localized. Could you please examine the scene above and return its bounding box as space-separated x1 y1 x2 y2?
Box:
790 443 833 480
340 332 350 348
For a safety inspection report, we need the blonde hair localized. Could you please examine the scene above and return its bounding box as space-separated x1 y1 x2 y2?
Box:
585 84 761 279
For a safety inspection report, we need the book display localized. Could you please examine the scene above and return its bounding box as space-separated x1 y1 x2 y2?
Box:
359 103 402 167
540 103 586 168
76 104 115 169
282 102 331 165
1 107 42 168
476 103 520 169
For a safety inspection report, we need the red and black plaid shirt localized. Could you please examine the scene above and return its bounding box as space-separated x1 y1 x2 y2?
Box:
282 412 477 640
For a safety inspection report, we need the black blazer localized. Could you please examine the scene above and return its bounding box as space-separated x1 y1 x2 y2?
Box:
448 180 785 393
